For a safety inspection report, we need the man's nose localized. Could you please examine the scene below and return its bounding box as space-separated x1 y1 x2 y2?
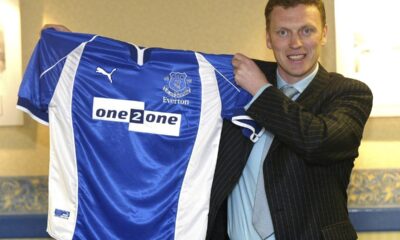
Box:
289 34 302 48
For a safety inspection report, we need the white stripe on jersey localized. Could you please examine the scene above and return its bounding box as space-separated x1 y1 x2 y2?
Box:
47 42 86 240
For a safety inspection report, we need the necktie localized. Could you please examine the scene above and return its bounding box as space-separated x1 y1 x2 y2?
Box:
280 85 299 99
252 85 298 239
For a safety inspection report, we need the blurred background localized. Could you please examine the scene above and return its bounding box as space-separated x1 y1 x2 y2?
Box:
0 0 399 239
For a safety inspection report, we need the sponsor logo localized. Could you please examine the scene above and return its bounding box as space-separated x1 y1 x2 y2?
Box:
163 72 191 105
54 208 70 219
92 97 181 136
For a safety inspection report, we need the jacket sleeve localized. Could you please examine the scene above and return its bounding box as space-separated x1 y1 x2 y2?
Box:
246 76 373 165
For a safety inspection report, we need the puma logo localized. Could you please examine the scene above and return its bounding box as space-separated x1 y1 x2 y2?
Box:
96 67 116 83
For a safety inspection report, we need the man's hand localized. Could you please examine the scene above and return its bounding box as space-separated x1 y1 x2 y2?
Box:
232 53 269 95
42 24 71 32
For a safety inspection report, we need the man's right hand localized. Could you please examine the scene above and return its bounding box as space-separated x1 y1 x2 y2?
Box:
42 24 71 32
232 53 270 96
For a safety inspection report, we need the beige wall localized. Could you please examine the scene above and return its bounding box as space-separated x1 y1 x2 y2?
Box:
1 0 399 238
4 0 398 174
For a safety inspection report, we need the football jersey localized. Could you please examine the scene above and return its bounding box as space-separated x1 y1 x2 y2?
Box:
17 29 260 240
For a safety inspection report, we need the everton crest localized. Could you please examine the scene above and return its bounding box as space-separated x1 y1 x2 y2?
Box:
163 72 191 98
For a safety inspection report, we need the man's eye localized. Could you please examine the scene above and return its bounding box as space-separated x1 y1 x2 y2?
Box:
302 27 314 36
277 30 288 37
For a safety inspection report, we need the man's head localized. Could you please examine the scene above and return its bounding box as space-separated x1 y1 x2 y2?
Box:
265 0 326 31
264 0 327 83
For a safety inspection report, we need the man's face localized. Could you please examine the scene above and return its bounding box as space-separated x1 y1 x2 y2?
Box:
266 4 327 83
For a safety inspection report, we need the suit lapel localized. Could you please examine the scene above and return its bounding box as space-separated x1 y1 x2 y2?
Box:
267 64 331 154
296 65 331 108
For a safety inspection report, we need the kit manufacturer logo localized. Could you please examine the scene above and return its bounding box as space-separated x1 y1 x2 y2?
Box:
96 67 116 83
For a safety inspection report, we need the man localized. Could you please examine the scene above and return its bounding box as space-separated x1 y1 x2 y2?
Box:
206 0 372 239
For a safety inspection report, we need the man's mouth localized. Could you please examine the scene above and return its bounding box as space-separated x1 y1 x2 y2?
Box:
287 54 306 61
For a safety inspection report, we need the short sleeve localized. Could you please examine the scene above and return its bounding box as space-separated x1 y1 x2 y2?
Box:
17 29 94 124
200 53 264 142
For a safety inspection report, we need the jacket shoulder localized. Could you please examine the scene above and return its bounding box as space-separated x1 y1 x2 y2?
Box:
326 71 372 94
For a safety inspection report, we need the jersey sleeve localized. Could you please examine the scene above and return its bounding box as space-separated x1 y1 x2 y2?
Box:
201 53 264 142
16 29 95 124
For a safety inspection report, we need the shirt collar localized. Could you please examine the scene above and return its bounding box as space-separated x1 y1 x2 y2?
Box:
276 63 319 94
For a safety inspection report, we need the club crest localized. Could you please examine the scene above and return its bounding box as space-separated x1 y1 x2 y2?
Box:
163 72 191 98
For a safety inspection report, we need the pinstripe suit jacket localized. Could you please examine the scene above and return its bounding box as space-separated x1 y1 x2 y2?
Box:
206 61 373 240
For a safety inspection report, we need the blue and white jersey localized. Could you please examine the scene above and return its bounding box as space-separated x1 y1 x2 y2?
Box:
17 29 258 240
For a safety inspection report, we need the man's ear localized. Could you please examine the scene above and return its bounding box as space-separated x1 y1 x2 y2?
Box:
321 24 328 46
266 31 272 49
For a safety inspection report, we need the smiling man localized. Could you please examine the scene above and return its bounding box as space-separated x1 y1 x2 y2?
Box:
207 0 373 239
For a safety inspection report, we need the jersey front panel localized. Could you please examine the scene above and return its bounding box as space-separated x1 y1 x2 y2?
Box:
71 39 206 240
17 29 253 240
